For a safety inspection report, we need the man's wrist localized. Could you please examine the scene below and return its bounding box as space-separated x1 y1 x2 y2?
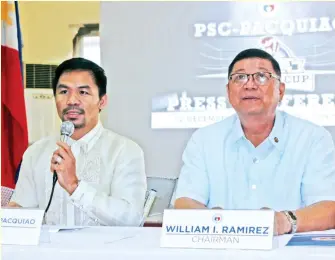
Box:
283 210 298 234
67 180 79 195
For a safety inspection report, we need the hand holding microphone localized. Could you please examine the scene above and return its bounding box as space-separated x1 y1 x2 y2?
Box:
45 121 76 215
50 121 78 195
51 142 78 195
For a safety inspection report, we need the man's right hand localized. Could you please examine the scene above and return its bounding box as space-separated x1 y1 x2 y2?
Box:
7 201 22 208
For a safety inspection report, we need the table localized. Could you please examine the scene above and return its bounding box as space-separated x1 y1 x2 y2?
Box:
2 227 335 260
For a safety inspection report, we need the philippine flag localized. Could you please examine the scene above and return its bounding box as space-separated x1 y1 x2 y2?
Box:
1 1 28 189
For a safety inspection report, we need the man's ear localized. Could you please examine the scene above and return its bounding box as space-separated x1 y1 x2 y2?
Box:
279 82 285 102
99 94 108 110
226 84 231 103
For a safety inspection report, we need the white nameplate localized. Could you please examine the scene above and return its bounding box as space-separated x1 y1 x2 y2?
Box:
1 208 44 245
161 209 275 250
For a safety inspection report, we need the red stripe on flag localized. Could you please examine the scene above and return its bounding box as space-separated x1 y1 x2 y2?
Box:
1 45 28 188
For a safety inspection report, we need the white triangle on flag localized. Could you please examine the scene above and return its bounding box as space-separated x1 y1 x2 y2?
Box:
1 1 19 50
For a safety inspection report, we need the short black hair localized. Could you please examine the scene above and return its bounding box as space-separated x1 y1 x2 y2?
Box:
52 57 107 98
228 48 281 78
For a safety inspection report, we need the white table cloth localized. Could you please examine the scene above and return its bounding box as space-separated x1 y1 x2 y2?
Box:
2 227 335 260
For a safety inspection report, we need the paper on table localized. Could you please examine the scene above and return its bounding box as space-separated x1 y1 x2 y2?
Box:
287 234 335 246
47 227 140 246
103 233 139 244
273 234 294 248
48 226 88 233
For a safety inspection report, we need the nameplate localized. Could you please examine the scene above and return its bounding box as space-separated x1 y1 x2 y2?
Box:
1 208 44 245
160 209 275 250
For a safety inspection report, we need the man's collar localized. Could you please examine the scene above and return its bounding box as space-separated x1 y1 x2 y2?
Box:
231 114 245 143
231 111 285 152
268 110 285 152
78 121 103 144
67 121 103 152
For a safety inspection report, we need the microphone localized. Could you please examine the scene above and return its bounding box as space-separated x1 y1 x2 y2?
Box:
54 121 75 180
44 121 75 217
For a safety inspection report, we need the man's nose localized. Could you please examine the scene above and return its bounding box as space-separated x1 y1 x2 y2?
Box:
66 92 80 105
243 75 258 90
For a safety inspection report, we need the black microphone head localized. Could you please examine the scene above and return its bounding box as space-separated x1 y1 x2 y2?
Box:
60 121 75 137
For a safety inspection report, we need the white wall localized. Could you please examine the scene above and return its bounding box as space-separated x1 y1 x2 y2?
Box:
24 89 60 144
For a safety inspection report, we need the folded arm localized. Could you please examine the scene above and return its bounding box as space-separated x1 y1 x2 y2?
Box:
277 128 335 234
298 128 335 232
294 201 335 232
174 133 212 209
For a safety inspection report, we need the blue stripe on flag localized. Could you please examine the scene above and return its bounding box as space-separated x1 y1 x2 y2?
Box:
14 1 24 81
